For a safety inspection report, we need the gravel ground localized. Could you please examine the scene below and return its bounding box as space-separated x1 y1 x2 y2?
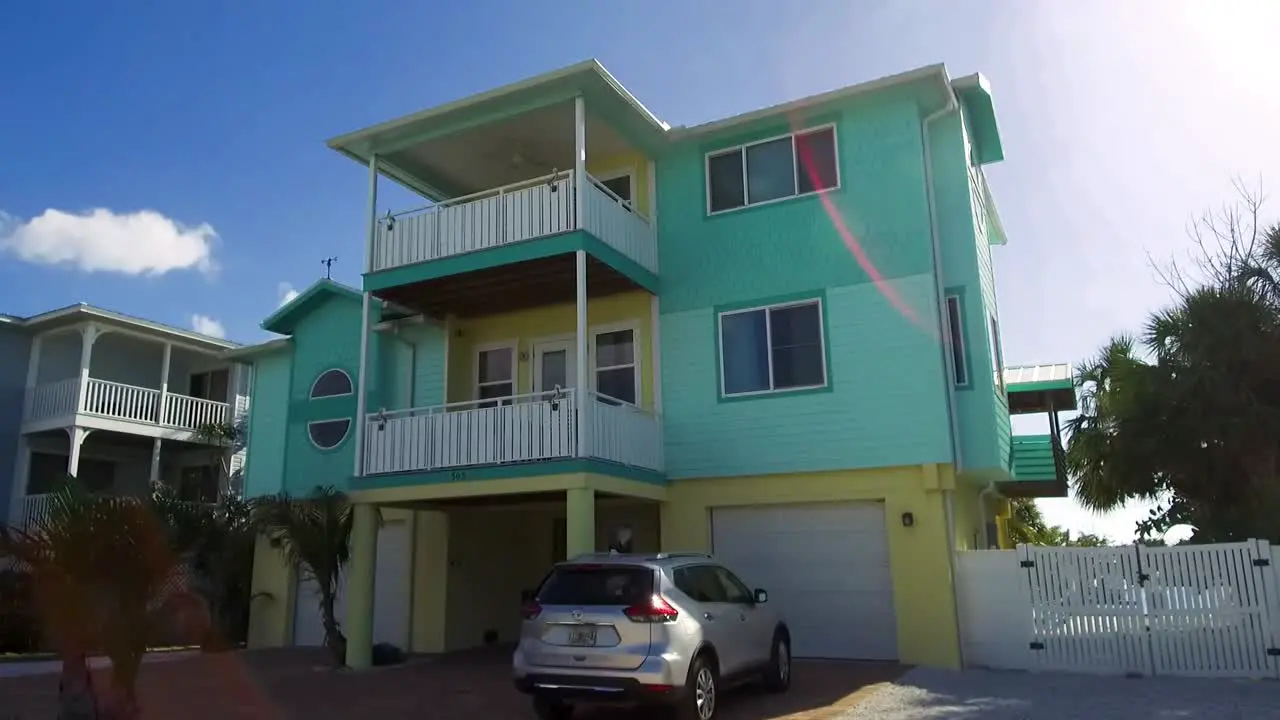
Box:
839 666 1280 719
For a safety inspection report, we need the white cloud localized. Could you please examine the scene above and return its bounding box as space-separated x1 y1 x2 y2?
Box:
0 208 217 275
191 314 226 339
277 282 300 307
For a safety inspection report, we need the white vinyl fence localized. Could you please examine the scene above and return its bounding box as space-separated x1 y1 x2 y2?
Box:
958 541 1280 679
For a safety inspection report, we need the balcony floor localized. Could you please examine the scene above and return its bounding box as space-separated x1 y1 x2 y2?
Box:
375 244 641 318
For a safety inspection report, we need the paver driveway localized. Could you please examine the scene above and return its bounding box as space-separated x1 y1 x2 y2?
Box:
0 647 908 719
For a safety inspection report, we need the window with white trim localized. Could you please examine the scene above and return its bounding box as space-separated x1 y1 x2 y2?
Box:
945 295 969 386
310 369 353 398
718 300 827 396
706 125 839 214
476 346 515 407
308 419 351 450
594 328 637 405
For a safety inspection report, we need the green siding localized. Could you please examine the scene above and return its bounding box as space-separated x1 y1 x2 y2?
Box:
379 323 447 410
661 276 952 478
242 351 291 498
657 86 954 478
1010 435 1057 482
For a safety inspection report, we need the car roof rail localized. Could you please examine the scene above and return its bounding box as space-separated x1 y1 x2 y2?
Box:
653 552 714 560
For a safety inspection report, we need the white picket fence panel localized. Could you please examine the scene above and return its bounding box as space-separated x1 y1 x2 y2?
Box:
957 541 1280 679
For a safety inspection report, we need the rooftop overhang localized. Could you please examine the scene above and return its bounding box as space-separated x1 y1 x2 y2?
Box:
327 60 670 201
260 278 362 335
221 337 292 361
1005 363 1078 414
952 73 1004 165
19 304 239 354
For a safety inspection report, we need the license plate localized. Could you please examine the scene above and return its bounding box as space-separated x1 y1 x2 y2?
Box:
567 626 597 647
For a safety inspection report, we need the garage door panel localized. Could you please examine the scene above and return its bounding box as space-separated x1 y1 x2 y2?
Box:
711 502 898 661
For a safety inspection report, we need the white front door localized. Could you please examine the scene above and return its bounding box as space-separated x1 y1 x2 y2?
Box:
533 340 577 394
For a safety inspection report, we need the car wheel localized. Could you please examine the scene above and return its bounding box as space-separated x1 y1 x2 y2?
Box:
762 631 791 692
532 695 574 720
674 655 719 720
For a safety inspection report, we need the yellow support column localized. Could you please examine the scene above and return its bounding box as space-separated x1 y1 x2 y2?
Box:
345 503 378 669
565 487 596 557
410 510 449 654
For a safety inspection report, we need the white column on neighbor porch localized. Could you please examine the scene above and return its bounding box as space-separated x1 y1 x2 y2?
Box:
574 95 586 230
353 154 379 477
66 426 92 478
158 341 172 425
22 333 42 421
75 323 100 413
7 438 31 525
575 250 589 458
149 437 163 487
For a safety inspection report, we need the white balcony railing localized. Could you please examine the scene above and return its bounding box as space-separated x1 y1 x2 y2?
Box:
362 388 664 476
16 493 216 529
22 378 230 433
371 170 658 276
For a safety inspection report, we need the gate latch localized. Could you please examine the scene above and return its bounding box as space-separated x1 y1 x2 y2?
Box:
1267 648 1280 657
1253 558 1271 568
1029 642 1045 651
1019 560 1036 568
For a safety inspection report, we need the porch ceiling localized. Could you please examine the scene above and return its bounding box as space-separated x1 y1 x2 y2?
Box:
374 253 637 319
384 101 635 198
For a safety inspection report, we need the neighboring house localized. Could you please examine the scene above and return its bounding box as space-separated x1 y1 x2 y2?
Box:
1 304 251 528
240 60 1072 669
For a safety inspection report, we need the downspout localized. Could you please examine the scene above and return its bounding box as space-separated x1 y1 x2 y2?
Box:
921 75 966 669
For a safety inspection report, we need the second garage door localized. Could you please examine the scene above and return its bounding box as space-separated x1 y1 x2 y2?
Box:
710 502 898 661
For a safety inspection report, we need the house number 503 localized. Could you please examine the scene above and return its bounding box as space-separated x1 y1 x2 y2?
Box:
451 471 467 481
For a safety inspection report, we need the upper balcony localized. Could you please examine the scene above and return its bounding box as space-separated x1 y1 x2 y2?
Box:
19 311 249 442
328 60 670 318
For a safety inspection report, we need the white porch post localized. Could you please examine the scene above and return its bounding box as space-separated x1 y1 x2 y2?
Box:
158 342 172 425
22 334 42 421
575 250 589 458
149 437 163 487
66 426 91 478
574 95 586 230
353 154 379 477
75 323 100 412
8 438 31 525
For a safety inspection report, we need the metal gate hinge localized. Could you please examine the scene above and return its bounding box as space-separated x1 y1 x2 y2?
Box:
1020 560 1035 568
1029 641 1045 651
1253 558 1271 567
1267 648 1280 657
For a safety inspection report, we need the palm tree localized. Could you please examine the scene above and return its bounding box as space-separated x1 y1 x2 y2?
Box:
0 482 194 718
251 486 354 667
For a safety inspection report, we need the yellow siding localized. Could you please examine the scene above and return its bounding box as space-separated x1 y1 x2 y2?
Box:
587 151 651 216
445 290 655 410
246 534 296 649
952 482 985 551
659 464 963 669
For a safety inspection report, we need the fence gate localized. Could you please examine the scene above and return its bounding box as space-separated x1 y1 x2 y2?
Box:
1018 541 1280 679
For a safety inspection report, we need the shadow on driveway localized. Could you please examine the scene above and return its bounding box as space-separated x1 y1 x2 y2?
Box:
841 666 1280 719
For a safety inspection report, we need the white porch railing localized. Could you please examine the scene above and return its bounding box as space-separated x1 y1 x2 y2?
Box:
362 388 665 476
165 393 230 432
83 378 160 424
584 390 663 471
370 170 658 276
26 378 79 422
22 378 229 433
16 493 216 529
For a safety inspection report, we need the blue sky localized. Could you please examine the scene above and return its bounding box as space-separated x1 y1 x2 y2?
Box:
2 1 1277 541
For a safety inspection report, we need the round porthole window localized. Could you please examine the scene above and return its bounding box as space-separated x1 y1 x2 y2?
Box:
311 369 353 398
306 368 354 450
308 419 351 450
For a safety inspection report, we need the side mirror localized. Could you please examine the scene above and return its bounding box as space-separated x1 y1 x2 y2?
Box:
753 588 769 604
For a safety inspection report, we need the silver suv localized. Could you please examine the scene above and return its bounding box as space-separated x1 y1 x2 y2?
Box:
512 552 791 719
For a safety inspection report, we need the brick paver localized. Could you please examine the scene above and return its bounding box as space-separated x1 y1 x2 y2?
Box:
0 647 907 719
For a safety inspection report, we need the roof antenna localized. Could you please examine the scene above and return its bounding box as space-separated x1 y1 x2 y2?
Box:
321 256 338 280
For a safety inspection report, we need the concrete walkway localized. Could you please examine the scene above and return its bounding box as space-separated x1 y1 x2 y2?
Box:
0 650 199 679
840 666 1280 719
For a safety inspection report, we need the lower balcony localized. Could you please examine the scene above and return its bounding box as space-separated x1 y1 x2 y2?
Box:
25 377 231 437
362 388 663 477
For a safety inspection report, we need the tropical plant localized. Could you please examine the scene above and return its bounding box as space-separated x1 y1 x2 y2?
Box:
193 418 246 494
251 486 353 666
1006 498 1112 547
1066 188 1280 543
0 482 199 717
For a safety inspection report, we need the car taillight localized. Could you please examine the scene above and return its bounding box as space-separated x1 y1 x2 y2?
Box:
521 602 542 620
624 595 679 623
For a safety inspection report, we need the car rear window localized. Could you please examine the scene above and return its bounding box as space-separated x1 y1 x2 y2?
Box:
537 565 654 605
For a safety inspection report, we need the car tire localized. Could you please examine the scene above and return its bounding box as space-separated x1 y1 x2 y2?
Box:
672 655 719 720
762 630 791 693
532 696 574 720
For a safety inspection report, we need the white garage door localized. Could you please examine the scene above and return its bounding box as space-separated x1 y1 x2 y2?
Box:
711 502 898 661
293 519 412 649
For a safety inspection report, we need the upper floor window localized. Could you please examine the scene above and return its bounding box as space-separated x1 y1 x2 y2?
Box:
706 125 839 214
476 345 515 407
594 327 638 405
311 369 353 398
945 295 969 387
718 299 827 397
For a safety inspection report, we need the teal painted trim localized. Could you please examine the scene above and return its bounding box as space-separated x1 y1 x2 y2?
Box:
279 352 296 497
261 279 363 335
943 285 974 392
712 289 834 404
955 83 1003 165
363 230 659 296
355 458 667 491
